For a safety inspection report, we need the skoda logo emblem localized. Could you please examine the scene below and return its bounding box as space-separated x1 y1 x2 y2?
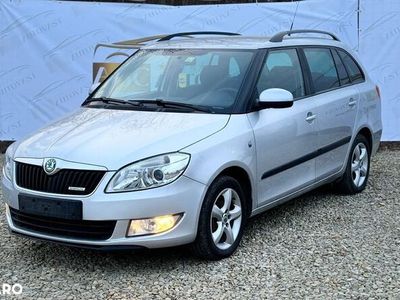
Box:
43 158 57 175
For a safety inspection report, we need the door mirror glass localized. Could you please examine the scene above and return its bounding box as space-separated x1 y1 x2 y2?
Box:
259 88 294 108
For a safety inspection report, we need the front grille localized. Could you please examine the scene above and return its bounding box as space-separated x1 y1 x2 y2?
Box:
10 208 116 241
15 162 105 195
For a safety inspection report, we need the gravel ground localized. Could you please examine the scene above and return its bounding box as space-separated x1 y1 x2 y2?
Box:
0 149 399 299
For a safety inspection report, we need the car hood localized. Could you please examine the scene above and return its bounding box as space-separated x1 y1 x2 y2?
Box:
14 108 230 170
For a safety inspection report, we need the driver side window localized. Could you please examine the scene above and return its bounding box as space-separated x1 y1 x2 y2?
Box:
256 49 305 99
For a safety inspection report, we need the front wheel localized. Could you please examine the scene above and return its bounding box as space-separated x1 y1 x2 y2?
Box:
191 176 247 260
333 134 371 194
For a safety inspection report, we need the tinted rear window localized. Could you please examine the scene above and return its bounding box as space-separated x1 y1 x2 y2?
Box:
337 50 364 83
304 48 340 93
332 49 350 85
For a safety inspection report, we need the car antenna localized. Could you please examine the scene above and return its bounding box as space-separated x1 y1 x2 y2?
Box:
289 0 301 32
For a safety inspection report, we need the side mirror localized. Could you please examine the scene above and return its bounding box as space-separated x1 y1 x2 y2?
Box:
258 88 294 109
89 82 100 95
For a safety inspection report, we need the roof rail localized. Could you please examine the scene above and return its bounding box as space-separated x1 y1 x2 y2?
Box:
270 29 340 43
94 32 241 53
158 31 240 41
113 34 169 46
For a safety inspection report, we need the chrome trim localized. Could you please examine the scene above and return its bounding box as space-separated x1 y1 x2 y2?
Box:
12 157 110 198
43 158 59 175
68 186 86 192
14 157 108 171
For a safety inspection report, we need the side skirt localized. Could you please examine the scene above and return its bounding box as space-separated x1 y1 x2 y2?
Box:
250 168 344 217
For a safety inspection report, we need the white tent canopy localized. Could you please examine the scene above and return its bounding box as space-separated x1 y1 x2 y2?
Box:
0 0 398 140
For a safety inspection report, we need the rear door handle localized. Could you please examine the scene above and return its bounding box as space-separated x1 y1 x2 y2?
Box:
348 98 357 107
305 112 316 123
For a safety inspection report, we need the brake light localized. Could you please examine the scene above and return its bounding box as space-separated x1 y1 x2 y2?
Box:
375 85 381 100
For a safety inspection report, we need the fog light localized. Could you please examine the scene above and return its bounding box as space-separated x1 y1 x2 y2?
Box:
127 213 182 237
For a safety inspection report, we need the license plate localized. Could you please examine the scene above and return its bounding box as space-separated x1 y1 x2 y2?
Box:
18 194 82 220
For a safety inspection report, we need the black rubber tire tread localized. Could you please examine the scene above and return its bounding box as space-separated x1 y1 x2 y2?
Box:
334 134 371 195
191 176 247 260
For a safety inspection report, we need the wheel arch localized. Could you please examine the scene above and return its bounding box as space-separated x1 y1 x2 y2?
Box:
356 126 373 149
213 165 253 218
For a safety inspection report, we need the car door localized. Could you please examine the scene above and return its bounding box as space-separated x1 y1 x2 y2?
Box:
247 48 318 207
301 47 359 181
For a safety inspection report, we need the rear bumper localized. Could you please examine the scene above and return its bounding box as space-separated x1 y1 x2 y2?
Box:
2 173 207 249
372 129 383 155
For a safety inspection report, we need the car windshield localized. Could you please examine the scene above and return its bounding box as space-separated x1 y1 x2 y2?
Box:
89 49 255 113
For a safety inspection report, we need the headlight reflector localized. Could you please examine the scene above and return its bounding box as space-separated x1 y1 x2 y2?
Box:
127 214 182 237
106 153 190 192
3 152 13 181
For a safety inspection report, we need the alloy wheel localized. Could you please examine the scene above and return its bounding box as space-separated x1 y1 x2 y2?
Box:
351 142 369 187
210 188 242 250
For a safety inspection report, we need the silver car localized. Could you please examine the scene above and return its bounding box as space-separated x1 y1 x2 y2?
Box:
2 30 382 259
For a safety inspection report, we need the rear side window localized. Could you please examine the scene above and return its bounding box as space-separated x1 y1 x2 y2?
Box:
256 49 305 98
303 48 339 93
332 49 350 85
337 50 364 83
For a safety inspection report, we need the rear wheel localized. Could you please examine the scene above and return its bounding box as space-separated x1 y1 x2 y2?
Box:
191 176 247 260
334 134 370 194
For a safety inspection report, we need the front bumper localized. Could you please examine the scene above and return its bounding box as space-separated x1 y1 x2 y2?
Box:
2 172 207 249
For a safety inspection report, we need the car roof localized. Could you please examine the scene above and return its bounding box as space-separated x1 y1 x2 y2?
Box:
142 35 347 50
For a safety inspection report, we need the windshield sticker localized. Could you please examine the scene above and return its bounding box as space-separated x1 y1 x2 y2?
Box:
178 73 187 88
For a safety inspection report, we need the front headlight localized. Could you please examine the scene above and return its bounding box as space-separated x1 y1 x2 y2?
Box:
106 153 190 193
3 151 13 181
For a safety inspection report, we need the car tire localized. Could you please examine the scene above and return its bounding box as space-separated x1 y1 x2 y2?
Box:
334 134 371 194
191 176 247 260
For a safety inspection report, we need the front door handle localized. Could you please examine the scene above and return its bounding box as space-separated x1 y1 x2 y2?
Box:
305 112 316 123
348 98 357 107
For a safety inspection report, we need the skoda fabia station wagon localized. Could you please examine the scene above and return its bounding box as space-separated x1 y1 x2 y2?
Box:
2 30 382 259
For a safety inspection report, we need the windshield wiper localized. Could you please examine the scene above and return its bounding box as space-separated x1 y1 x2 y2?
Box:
137 99 213 113
84 97 213 113
83 97 142 107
